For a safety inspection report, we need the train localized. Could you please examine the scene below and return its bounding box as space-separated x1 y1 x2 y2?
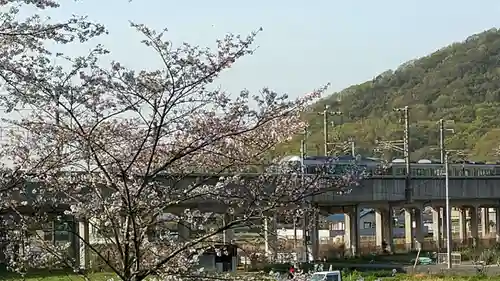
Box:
274 155 500 177
274 155 381 176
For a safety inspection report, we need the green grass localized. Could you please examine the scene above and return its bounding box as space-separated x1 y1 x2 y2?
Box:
0 268 496 281
0 272 114 281
0 273 497 281
0 270 115 281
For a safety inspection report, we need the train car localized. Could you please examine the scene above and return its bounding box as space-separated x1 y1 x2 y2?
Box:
275 156 500 177
388 159 500 177
275 155 383 176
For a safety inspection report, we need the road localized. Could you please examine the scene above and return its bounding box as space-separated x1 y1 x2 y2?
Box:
324 262 500 276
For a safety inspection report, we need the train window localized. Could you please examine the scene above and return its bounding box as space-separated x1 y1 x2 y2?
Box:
479 168 493 176
305 164 324 174
475 168 482 176
395 167 405 176
461 167 468 177
434 168 445 176
412 168 420 176
412 168 429 176
449 167 457 176
495 166 500 175
392 167 399 176
467 168 475 177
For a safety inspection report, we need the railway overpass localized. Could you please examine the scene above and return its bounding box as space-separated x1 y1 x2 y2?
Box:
172 173 500 259
154 173 500 260
311 175 500 257
4 172 500 267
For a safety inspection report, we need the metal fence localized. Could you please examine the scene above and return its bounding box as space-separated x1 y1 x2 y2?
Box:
437 252 462 265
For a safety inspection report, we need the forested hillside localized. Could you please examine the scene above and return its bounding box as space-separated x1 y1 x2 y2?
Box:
282 28 500 162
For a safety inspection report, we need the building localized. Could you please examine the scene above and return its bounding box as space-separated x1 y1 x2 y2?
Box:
198 244 238 272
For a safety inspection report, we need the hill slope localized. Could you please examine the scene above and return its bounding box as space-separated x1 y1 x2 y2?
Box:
285 28 500 162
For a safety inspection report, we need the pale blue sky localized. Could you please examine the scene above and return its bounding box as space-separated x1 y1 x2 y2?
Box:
46 0 500 98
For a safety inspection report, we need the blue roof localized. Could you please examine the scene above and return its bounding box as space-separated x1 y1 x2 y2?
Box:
327 214 345 222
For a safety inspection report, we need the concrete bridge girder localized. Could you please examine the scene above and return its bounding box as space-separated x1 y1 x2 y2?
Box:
429 199 500 208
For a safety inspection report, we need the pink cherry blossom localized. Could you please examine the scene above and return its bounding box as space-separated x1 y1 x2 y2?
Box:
0 2 361 280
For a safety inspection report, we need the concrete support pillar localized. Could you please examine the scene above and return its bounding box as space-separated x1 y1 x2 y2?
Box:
386 208 394 252
496 208 500 243
375 209 383 249
481 207 490 237
78 220 90 270
469 207 479 247
263 216 277 260
375 207 393 252
68 217 78 261
222 214 234 244
404 208 413 251
311 208 320 261
432 207 442 249
495 207 500 242
414 208 424 249
458 208 467 243
344 206 360 256
178 221 191 242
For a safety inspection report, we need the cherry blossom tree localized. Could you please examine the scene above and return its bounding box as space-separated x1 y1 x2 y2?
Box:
0 2 361 281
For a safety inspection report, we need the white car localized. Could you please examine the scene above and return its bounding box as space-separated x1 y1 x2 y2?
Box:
308 271 342 281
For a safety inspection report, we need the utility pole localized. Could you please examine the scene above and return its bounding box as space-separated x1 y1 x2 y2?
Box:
444 151 452 269
439 119 445 163
319 105 342 156
375 108 410 162
438 119 455 162
436 119 454 269
393 106 411 202
394 106 410 178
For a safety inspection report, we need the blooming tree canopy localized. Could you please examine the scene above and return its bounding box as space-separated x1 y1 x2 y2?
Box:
0 1 361 281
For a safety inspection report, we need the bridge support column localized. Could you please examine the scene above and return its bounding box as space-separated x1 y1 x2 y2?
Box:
311 207 320 261
458 208 467 244
223 214 234 244
344 206 360 256
375 207 393 253
481 208 490 237
469 207 479 247
178 221 191 242
263 215 277 260
77 219 90 270
432 207 442 250
414 208 424 248
404 208 413 251
496 208 500 243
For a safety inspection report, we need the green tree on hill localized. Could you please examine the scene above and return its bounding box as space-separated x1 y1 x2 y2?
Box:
284 28 500 162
